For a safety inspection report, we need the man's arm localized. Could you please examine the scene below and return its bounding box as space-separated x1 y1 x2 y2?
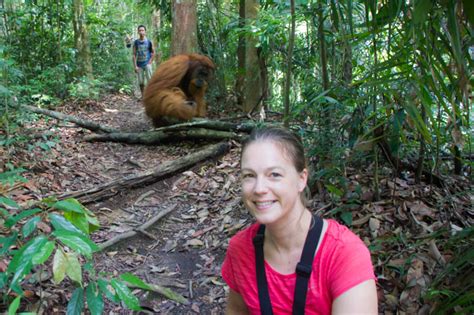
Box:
226 289 249 315
132 42 138 72
148 41 155 65
332 279 378 314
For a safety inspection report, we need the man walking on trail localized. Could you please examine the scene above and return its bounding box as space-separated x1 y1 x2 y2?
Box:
133 25 155 99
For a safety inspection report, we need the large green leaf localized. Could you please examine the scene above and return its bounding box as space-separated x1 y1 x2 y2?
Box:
110 279 141 310
9 260 33 294
0 196 19 209
64 211 90 234
0 272 7 289
67 288 84 315
0 231 18 255
8 295 21 315
98 278 119 303
86 283 104 315
52 230 99 259
7 235 48 272
413 0 433 25
53 249 67 284
22 216 41 238
52 199 86 214
32 240 55 265
49 213 85 235
65 253 82 284
120 273 151 290
5 208 42 228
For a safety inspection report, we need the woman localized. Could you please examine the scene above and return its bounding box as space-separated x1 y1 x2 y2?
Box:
221 127 377 314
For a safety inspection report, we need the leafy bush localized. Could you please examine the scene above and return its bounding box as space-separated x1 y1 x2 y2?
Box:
67 76 102 101
0 173 144 314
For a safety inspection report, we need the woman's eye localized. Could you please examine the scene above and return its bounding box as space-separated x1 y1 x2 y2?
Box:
242 173 254 179
270 172 281 178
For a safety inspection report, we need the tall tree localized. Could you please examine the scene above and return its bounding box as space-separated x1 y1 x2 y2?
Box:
242 0 263 113
72 0 92 78
283 0 296 127
171 0 197 55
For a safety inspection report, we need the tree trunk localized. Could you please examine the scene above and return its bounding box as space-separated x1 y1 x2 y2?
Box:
152 9 162 64
242 0 262 113
72 0 92 78
235 0 246 107
317 1 329 91
283 0 296 127
171 0 197 55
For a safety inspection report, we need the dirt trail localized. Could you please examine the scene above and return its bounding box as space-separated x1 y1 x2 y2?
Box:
12 94 246 314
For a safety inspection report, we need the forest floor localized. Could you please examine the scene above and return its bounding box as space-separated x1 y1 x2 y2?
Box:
1 92 472 314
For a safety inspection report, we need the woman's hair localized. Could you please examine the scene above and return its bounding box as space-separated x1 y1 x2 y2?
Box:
241 127 307 173
137 25 146 31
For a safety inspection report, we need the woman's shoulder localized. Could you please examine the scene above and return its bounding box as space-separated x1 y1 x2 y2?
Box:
228 223 260 249
323 218 366 246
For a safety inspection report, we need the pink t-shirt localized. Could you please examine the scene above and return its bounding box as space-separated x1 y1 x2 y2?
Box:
221 219 376 314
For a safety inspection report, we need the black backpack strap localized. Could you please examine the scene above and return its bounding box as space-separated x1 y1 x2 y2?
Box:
292 215 323 314
253 224 273 315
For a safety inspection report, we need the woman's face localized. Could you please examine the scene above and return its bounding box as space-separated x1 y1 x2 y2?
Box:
240 140 308 225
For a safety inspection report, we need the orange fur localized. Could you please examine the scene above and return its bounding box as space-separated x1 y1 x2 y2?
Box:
143 54 215 126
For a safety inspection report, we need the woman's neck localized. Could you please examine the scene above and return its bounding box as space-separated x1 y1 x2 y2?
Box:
265 206 312 253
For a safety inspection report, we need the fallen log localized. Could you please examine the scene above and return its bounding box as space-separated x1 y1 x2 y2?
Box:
84 128 245 144
151 119 258 133
21 104 119 133
56 141 231 204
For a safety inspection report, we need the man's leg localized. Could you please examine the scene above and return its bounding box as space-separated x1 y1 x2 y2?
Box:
137 67 145 99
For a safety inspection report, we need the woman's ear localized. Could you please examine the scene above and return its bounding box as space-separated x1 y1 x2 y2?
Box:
298 168 308 192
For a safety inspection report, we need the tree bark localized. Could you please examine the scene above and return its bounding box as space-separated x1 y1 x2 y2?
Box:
84 128 244 144
56 142 231 204
235 0 246 107
283 0 296 127
72 0 92 78
242 0 263 113
171 0 197 55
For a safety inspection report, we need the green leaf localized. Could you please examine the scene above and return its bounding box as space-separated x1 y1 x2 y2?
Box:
8 295 21 315
85 213 100 233
10 260 32 294
98 278 119 303
6 208 42 228
32 240 55 265
86 283 104 315
0 207 10 218
52 230 99 259
0 272 7 289
326 184 343 197
413 0 433 25
52 199 86 214
120 273 151 290
0 196 19 209
340 212 353 226
110 279 141 310
49 213 85 235
66 288 84 315
64 211 90 234
0 231 18 255
65 253 82 284
22 216 41 238
53 249 67 284
7 235 48 273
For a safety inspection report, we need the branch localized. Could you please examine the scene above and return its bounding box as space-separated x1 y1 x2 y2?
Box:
21 104 119 133
84 128 245 144
99 204 176 251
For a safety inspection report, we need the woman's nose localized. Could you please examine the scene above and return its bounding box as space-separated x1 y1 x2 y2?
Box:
254 177 268 194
